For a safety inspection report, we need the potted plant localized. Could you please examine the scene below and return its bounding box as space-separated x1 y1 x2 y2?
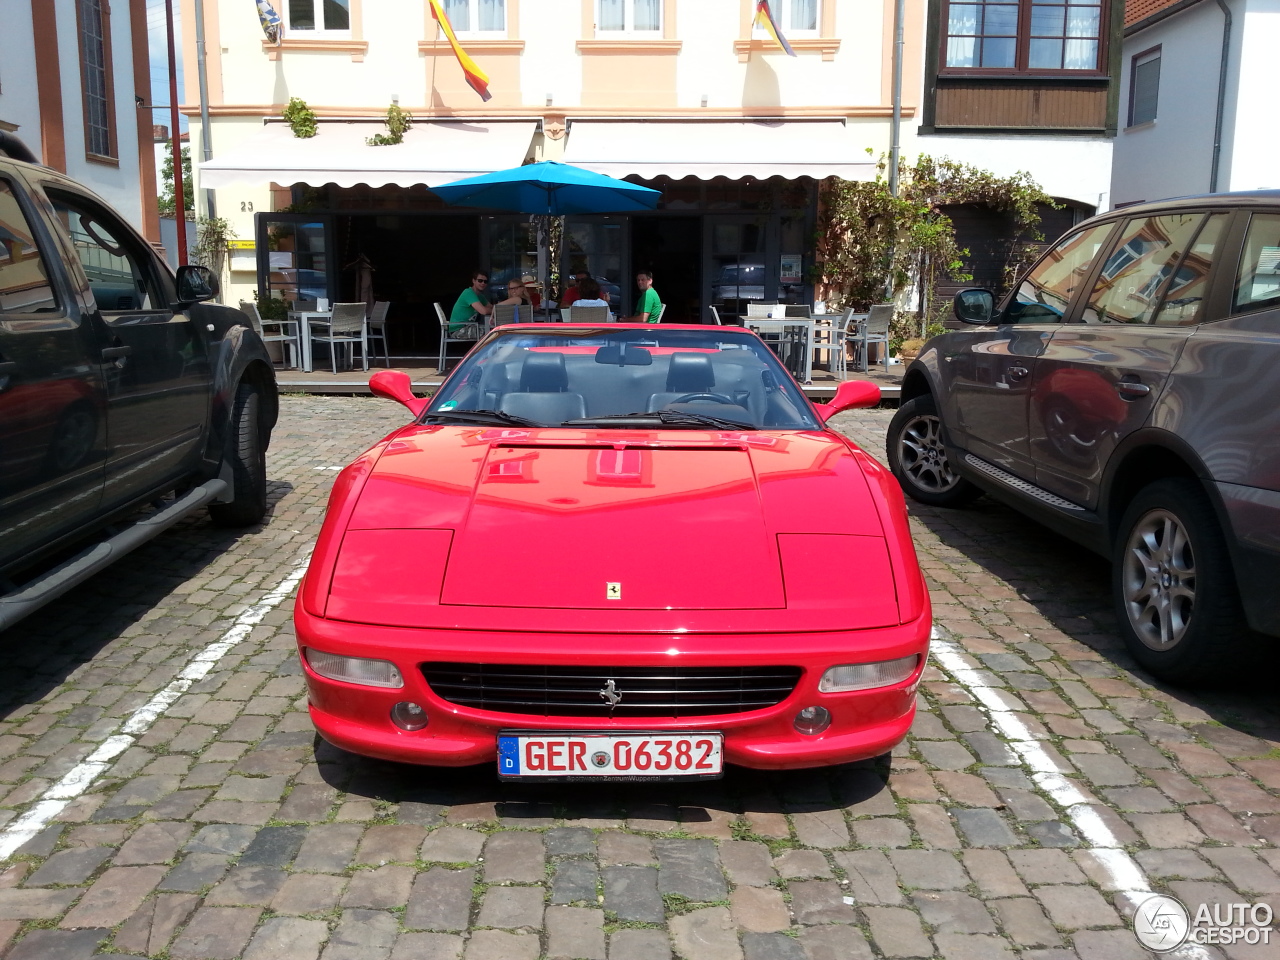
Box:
898 337 925 361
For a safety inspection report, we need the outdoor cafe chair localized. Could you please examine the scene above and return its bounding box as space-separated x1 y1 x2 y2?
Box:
707 304 723 325
809 307 855 379
309 302 369 373
366 301 391 367
746 302 777 319
564 305 610 324
493 302 533 327
782 304 812 318
239 299 300 369
435 302 480 372
290 299 318 313
854 303 894 373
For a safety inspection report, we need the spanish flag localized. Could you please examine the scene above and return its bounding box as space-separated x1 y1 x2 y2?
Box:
753 0 796 56
428 0 492 101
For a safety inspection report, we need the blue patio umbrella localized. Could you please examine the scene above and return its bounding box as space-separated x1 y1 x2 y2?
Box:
430 161 661 215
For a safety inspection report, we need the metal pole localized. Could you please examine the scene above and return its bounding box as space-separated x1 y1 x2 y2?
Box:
164 0 187 265
194 0 216 219
888 0 906 198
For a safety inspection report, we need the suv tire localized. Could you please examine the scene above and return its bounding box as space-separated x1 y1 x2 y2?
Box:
1113 478 1259 683
209 381 268 528
887 395 982 508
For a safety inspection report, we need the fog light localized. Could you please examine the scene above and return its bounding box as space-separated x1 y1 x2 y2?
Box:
304 648 404 688
794 705 832 735
819 656 919 693
391 701 428 731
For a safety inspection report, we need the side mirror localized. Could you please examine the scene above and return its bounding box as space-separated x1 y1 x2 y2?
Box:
813 379 881 422
954 288 995 325
175 264 219 305
369 370 428 417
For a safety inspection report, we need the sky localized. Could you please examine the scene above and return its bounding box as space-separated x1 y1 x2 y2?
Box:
147 0 187 136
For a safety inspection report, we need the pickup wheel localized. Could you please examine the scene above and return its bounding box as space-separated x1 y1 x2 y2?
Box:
887 395 982 507
209 381 267 528
1113 478 1259 684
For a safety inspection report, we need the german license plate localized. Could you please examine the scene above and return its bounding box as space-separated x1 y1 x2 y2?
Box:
497 731 724 780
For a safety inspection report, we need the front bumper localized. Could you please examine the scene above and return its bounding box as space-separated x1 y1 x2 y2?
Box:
294 603 931 771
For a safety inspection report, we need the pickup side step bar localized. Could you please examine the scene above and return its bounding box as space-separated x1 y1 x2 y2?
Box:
0 479 228 631
963 454 1086 512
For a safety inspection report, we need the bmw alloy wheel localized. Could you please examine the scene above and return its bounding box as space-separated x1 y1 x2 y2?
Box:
897 413 961 494
1121 507 1196 650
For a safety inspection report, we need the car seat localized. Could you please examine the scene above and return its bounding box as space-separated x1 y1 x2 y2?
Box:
498 352 587 424
646 353 719 411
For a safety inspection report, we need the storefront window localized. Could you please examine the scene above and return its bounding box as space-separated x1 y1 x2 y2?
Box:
262 220 329 306
486 218 539 301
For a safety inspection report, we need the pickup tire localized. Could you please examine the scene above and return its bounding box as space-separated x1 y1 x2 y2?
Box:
1112 478 1259 684
209 381 268 528
887 395 982 507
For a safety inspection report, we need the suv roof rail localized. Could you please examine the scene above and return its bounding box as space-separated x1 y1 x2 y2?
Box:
0 132 39 165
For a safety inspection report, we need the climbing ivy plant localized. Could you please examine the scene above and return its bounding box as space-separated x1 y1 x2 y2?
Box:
367 104 413 146
816 155 1055 338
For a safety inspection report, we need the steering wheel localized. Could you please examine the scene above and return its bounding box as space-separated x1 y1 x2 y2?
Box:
672 393 736 405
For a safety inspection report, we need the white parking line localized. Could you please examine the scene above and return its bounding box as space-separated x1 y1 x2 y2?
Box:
929 626 1211 960
0 553 311 860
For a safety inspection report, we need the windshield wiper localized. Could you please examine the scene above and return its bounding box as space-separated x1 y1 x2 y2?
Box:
563 410 755 430
422 409 544 427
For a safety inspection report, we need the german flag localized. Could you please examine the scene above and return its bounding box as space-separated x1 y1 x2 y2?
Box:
428 0 492 101
753 0 797 56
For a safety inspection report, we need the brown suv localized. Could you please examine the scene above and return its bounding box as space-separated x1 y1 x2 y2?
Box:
888 191 1280 683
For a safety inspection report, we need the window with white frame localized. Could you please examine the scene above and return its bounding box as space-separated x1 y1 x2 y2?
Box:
444 0 506 33
597 0 662 34
286 0 351 37
752 0 820 37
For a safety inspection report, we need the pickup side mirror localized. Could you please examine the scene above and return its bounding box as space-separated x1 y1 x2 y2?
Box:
813 379 881 422
369 370 428 417
954 288 996 325
175 264 219 305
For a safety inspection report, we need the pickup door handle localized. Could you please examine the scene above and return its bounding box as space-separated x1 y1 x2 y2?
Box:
101 346 132 360
1116 380 1151 398
1007 365 1029 381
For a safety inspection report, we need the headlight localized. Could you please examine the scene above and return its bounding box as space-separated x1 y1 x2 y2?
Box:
818 656 918 692
305 648 404 688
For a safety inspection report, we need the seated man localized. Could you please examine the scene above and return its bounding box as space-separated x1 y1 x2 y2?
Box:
619 270 663 323
568 277 614 319
449 271 493 338
559 271 587 308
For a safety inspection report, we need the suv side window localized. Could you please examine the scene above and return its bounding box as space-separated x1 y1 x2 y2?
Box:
1080 213 1220 325
0 178 58 315
45 189 164 317
1004 222 1113 324
1152 213 1228 326
1234 213 1280 314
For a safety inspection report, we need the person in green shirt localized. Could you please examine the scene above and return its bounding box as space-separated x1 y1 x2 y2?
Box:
621 270 663 324
448 271 493 337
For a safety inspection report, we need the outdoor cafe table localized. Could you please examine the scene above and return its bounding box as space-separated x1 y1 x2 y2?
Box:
286 309 331 373
740 318 816 383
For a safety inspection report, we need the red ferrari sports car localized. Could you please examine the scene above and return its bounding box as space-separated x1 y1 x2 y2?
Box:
295 324 930 777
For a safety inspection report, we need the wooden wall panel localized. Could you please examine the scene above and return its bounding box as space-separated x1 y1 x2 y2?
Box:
935 82 1108 130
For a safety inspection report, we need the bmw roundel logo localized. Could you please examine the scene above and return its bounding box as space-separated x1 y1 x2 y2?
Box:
591 751 610 768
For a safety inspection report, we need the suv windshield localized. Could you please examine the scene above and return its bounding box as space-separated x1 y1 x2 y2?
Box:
425 327 820 430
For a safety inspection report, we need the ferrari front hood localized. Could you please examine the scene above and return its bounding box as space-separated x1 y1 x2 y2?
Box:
442 445 783 610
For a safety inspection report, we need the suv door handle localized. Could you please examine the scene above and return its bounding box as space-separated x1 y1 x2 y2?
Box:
1116 380 1151 398
1007 365 1029 381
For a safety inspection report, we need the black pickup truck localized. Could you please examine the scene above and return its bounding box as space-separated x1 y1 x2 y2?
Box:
0 133 278 629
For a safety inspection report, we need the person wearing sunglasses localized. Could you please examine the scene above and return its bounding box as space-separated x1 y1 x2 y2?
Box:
448 270 493 339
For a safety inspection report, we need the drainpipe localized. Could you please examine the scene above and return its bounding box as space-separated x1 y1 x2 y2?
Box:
195 0 216 219
1209 0 1231 192
886 0 906 302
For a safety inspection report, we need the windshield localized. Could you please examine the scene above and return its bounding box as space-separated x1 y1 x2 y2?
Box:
425 327 820 430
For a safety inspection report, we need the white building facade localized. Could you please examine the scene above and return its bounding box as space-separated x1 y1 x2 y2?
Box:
0 0 159 241
1111 0 1278 206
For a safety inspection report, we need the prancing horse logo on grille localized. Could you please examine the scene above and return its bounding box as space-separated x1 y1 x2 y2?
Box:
599 679 622 711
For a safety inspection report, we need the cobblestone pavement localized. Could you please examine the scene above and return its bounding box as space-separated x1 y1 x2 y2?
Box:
0 396 1276 960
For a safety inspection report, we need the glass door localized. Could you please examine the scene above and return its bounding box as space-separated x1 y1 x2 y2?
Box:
704 215 775 319
562 217 627 313
255 214 333 309
483 216 541 306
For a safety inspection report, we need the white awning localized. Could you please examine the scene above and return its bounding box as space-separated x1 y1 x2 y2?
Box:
561 121 876 181
198 120 538 189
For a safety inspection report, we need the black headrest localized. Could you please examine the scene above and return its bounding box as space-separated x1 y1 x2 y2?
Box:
520 352 568 392
666 353 715 392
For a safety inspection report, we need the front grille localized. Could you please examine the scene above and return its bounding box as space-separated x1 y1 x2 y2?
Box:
422 662 802 718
